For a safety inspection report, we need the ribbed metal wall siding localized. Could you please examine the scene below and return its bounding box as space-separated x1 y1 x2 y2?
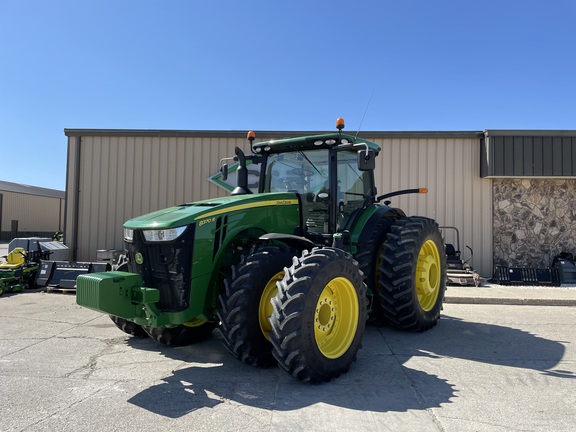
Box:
68 134 493 276
69 135 262 261
372 137 493 277
483 135 576 177
1 191 63 232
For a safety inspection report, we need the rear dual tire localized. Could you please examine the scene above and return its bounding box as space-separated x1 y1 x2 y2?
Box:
377 216 446 331
354 215 395 323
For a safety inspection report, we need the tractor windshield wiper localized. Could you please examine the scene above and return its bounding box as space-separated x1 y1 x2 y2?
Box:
298 150 323 176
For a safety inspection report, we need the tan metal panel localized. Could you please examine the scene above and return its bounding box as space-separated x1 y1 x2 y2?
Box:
71 135 251 261
1 191 62 233
68 133 492 277
64 136 77 257
373 137 493 276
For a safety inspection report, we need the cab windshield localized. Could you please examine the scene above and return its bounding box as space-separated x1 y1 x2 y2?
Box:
264 150 371 197
264 150 328 196
264 149 372 233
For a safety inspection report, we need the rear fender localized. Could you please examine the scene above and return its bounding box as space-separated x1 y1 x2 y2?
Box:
349 205 405 251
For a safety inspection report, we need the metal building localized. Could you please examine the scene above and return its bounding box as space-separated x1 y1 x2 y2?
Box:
62 127 576 278
64 129 496 276
0 180 65 241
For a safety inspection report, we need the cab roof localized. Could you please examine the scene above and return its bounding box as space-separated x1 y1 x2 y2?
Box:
251 133 381 155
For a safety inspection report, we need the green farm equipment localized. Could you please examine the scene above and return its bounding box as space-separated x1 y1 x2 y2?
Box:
0 248 43 296
76 118 447 382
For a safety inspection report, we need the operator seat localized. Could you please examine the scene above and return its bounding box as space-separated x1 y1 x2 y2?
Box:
0 247 27 270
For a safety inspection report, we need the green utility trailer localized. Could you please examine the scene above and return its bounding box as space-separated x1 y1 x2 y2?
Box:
77 119 446 383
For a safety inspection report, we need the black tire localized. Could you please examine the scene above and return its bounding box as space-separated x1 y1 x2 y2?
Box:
109 315 149 338
355 215 396 323
218 244 298 367
377 216 446 332
143 321 217 346
269 247 367 383
27 273 37 289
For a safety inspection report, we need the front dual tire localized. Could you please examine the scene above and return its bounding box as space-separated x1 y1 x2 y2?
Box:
219 245 296 367
269 247 367 383
219 245 368 383
109 316 217 346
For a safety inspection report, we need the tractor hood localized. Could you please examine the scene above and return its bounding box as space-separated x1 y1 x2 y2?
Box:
124 192 299 230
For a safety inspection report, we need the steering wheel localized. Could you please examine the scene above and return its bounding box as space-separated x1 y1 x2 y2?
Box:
288 168 314 177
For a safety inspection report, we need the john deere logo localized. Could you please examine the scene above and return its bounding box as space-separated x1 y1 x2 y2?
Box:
135 253 144 265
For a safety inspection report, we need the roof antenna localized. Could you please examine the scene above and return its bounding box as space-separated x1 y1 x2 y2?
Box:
355 89 375 140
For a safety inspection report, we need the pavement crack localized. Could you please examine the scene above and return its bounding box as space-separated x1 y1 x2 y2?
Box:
63 337 122 380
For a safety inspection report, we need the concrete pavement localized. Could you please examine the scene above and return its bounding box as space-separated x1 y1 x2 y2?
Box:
1 291 575 431
445 284 576 306
2 241 576 431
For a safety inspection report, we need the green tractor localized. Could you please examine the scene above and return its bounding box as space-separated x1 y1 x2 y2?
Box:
76 118 446 383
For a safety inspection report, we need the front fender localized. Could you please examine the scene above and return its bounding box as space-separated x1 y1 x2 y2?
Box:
259 233 315 251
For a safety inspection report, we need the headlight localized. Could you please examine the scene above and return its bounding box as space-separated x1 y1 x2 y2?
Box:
124 228 134 242
143 226 187 242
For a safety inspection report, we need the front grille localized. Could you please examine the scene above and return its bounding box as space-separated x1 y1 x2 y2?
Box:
126 225 195 312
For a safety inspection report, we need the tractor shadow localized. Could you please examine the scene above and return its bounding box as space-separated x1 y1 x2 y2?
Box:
125 316 572 418
383 315 575 379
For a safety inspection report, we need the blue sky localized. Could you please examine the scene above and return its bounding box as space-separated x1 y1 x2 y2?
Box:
1 0 575 191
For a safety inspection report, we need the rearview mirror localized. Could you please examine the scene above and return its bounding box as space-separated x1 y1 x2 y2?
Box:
357 149 375 171
220 163 229 181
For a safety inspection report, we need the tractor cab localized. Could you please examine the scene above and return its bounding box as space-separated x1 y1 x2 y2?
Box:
223 118 380 243
260 140 375 238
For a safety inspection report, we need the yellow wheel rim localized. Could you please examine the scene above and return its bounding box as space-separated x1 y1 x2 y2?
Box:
416 239 441 311
182 318 207 328
258 271 284 340
314 277 359 359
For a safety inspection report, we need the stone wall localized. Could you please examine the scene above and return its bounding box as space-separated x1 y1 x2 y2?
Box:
493 179 576 269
